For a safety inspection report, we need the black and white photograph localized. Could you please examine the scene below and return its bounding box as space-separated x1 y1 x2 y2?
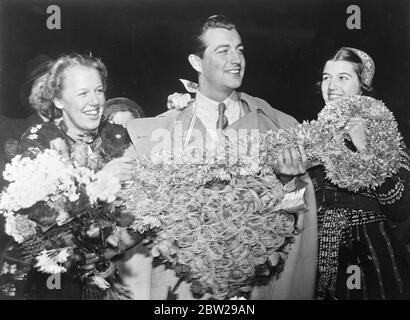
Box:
0 0 409 304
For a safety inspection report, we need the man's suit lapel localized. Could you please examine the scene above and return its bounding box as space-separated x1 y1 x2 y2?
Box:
224 93 281 133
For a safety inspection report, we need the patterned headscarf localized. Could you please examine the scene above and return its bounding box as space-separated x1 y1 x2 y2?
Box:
343 47 375 87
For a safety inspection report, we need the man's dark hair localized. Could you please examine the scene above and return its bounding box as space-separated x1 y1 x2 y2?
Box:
192 15 237 58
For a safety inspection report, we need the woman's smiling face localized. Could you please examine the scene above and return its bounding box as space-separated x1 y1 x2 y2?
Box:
321 60 362 103
54 65 105 132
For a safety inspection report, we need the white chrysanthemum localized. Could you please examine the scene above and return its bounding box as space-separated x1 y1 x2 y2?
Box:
34 248 71 274
5 214 37 243
86 171 121 204
126 194 154 217
0 150 79 211
74 166 95 186
132 216 161 234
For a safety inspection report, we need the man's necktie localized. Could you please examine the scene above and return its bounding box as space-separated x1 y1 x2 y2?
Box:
216 102 229 130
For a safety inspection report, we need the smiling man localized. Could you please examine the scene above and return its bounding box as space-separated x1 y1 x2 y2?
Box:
171 15 306 146
189 16 245 103
145 15 318 301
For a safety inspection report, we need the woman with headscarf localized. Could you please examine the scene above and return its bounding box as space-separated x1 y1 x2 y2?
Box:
311 47 410 300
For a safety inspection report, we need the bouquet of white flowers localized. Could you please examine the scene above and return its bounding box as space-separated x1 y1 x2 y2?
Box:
0 121 134 299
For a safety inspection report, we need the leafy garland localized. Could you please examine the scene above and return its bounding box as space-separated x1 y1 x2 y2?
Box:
121 95 403 299
261 96 403 192
121 151 297 299
315 95 402 191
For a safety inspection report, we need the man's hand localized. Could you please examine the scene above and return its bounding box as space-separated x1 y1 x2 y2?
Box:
167 92 191 111
276 144 308 177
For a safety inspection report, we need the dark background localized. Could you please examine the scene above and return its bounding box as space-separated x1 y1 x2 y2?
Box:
0 0 409 141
